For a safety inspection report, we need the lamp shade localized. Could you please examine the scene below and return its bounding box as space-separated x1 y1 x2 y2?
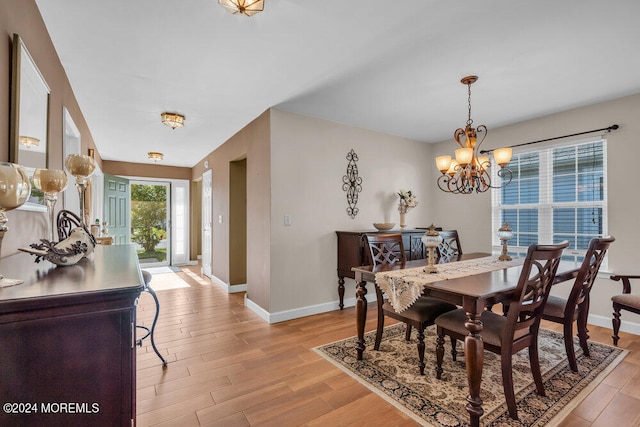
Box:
493 147 513 167
455 147 474 166
435 155 452 174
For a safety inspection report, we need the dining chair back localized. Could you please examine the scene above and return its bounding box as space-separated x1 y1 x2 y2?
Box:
57 209 85 241
435 240 569 420
437 230 462 261
364 233 457 375
542 236 614 371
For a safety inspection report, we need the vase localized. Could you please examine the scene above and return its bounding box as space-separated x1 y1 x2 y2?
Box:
399 212 407 229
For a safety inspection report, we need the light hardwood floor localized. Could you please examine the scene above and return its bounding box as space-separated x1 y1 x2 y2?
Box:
135 265 640 426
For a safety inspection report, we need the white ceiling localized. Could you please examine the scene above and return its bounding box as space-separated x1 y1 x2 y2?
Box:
35 0 640 168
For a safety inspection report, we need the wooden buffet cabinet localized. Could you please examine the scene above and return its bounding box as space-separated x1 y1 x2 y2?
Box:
0 245 143 427
335 229 428 309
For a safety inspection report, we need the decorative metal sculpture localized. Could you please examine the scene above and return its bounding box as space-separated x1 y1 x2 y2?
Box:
19 227 95 266
342 149 362 219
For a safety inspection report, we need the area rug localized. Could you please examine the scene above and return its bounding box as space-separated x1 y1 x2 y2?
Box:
314 324 626 426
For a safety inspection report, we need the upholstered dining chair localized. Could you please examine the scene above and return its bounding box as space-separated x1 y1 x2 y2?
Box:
435 241 568 420
542 236 614 371
365 233 457 375
436 230 462 261
610 272 640 346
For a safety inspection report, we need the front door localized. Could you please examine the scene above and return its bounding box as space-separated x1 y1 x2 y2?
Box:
130 181 170 267
103 173 130 245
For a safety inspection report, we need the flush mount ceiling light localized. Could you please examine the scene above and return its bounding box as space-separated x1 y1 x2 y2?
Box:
219 0 264 16
148 152 164 162
160 112 185 129
19 136 40 148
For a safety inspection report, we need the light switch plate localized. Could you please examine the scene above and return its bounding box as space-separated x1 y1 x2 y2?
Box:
284 215 291 226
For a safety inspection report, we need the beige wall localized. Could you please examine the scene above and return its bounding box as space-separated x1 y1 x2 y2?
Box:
102 160 191 180
430 93 640 328
193 110 271 310
0 0 100 170
0 0 97 256
269 109 435 314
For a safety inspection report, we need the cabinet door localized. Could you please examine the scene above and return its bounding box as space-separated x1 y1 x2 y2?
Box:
0 308 135 426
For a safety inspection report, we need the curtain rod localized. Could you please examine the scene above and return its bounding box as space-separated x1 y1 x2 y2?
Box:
479 124 619 154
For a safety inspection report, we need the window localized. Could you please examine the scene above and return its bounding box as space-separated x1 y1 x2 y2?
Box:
492 138 607 264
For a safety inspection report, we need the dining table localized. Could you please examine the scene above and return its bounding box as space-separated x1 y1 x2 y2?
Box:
351 252 579 427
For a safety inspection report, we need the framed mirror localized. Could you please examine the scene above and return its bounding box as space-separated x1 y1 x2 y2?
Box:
10 34 50 211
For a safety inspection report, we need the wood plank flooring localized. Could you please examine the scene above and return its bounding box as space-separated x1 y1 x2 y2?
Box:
135 265 640 426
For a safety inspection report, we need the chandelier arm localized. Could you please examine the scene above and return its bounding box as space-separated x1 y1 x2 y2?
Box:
453 128 466 148
475 125 487 153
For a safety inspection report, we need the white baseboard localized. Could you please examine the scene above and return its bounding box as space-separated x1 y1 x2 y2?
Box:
208 274 247 293
185 259 198 266
244 294 640 335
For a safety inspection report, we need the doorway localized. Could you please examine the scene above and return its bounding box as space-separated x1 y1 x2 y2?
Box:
131 181 170 267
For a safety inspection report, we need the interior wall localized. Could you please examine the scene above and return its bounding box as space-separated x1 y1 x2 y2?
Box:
0 0 99 170
190 179 202 261
0 0 97 256
269 109 435 314
103 160 191 180
229 158 247 285
430 93 640 326
192 110 271 310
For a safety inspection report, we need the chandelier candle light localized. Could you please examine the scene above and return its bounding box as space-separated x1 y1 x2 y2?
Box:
421 224 442 274
498 222 514 261
397 190 417 229
435 75 513 194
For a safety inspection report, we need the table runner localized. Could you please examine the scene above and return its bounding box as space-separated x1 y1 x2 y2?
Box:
375 255 524 313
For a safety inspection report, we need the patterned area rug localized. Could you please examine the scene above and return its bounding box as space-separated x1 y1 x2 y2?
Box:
314 324 626 426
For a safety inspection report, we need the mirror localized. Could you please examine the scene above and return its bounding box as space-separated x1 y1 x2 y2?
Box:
10 33 50 170
10 34 50 212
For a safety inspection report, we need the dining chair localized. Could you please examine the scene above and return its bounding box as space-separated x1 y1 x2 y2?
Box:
610 272 640 346
365 233 457 375
434 240 569 420
437 230 462 261
542 236 614 371
56 209 85 240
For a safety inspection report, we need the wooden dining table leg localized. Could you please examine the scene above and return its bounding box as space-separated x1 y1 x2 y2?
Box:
463 300 484 427
355 273 368 360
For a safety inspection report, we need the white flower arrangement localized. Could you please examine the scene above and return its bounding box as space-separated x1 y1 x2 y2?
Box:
398 189 418 213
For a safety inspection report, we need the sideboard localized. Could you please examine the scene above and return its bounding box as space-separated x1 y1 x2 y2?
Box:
336 229 429 309
0 245 143 426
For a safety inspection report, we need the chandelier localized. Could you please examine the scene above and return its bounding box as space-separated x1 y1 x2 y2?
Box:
219 0 264 16
435 76 513 194
161 112 185 129
148 152 164 162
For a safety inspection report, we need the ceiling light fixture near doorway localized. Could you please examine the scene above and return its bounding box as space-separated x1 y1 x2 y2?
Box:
218 0 264 16
148 152 164 162
160 112 185 129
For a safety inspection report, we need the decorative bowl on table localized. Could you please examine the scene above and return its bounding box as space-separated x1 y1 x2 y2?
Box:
373 223 395 231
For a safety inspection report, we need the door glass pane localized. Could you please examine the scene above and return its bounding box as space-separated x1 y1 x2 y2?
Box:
131 183 168 265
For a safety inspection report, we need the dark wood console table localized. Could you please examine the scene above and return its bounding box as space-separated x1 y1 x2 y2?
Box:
0 245 143 427
335 229 428 309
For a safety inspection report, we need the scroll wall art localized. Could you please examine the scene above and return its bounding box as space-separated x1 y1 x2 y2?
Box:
342 149 362 218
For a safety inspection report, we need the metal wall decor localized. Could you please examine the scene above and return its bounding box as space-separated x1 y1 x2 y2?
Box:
342 149 362 219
